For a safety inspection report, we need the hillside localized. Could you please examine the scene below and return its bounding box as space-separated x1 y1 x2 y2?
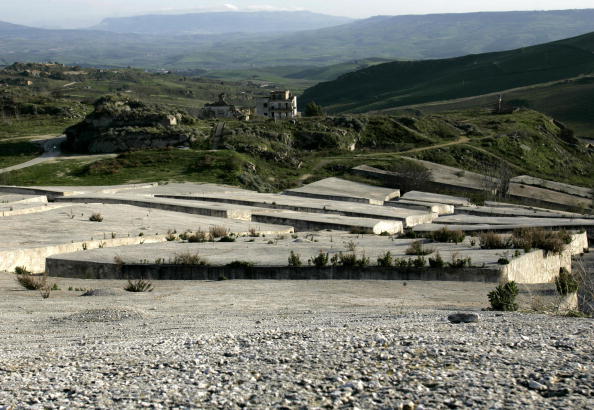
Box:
3 9 594 71
3 108 592 193
300 31 594 117
92 11 353 35
387 74 594 139
0 62 268 138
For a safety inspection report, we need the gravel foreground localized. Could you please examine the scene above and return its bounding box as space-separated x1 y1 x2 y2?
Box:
0 278 592 409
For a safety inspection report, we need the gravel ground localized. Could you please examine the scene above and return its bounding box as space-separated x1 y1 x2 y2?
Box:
0 276 592 409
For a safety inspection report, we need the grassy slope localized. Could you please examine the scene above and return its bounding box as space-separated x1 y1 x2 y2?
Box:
380 74 594 138
300 31 594 114
0 141 41 168
2 109 591 190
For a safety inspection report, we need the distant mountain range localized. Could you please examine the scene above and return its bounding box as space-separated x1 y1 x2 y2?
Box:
2 9 594 72
300 31 594 115
91 11 353 35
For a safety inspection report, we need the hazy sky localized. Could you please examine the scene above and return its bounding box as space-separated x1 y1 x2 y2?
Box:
2 0 593 28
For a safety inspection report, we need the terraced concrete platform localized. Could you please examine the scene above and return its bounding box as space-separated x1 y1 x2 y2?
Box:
155 191 436 227
284 177 400 205
0 203 293 272
1 179 590 284
44 231 587 285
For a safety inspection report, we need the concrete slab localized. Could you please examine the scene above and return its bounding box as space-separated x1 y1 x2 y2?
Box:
155 192 436 227
0 183 158 198
434 215 594 227
44 231 586 284
0 203 293 272
456 205 590 219
251 210 403 235
353 161 492 193
386 199 455 215
0 194 47 205
284 177 400 205
401 191 472 206
511 175 592 199
55 194 257 221
508 183 591 211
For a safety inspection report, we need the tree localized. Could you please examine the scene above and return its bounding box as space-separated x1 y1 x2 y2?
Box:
304 101 324 117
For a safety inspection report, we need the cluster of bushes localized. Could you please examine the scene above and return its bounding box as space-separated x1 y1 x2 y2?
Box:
479 228 572 254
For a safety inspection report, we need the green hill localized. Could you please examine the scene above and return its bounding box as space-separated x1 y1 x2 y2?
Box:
92 11 353 35
300 31 594 115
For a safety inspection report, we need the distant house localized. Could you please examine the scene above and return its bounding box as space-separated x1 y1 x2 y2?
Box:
256 90 299 119
200 93 250 120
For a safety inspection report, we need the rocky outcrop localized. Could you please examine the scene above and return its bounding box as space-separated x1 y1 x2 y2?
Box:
64 95 199 153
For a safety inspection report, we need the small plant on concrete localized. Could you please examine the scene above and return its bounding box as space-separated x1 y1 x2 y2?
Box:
218 235 236 242
14 266 30 275
288 251 302 267
511 228 569 255
428 252 444 268
209 225 229 239
248 227 260 237
377 251 394 267
412 256 426 268
497 257 510 265
15 269 46 291
89 213 103 222
405 240 434 256
338 252 357 267
124 279 154 293
480 232 510 249
165 229 177 241
429 227 465 244
310 251 329 267
447 253 472 268
555 268 579 295
345 240 357 252
488 281 519 311
40 283 53 299
188 230 207 243
172 252 208 265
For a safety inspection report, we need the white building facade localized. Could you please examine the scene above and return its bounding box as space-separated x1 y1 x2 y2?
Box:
256 90 299 119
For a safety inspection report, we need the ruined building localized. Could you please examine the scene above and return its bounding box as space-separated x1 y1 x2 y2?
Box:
256 90 299 119
200 93 250 120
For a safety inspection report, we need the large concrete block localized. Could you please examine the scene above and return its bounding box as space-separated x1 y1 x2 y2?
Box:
284 177 400 205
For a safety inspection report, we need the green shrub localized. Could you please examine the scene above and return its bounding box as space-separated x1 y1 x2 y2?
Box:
488 281 519 311
497 258 510 265
405 240 434 256
555 268 579 295
310 252 329 267
429 227 465 243
125 279 153 293
377 251 394 267
412 256 426 268
448 255 472 268
288 251 302 267
428 252 444 268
